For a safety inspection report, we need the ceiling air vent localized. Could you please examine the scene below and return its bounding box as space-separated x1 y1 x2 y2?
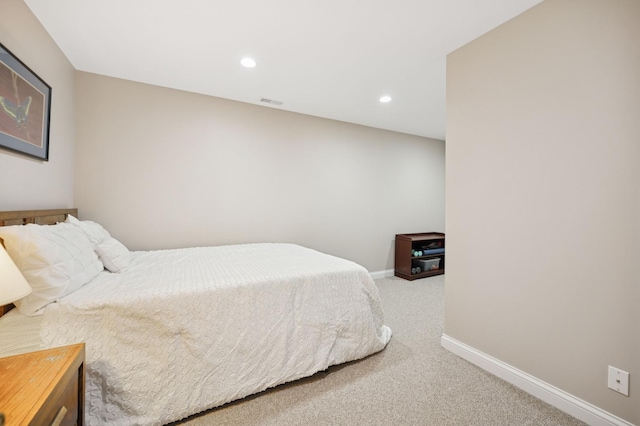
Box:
260 98 283 106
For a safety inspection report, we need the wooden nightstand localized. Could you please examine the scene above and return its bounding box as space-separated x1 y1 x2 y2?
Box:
0 343 85 426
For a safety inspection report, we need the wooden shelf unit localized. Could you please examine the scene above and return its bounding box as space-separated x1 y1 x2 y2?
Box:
394 232 445 280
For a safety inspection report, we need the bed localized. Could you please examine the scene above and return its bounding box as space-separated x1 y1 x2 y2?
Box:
0 209 392 426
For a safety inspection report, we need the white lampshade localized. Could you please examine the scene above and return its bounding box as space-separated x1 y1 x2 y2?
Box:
0 245 32 306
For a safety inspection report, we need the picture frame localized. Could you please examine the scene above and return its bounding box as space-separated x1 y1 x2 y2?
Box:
0 42 51 161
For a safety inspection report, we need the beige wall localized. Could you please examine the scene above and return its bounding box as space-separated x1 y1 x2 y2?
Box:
445 0 639 423
74 72 444 271
0 0 75 210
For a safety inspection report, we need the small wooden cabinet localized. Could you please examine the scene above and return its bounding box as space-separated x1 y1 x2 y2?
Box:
395 232 445 280
0 343 85 426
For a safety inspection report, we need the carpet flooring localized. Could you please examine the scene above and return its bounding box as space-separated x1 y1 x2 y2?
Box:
174 275 586 425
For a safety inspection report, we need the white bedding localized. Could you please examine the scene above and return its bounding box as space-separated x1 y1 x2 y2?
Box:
0 309 43 356
3 243 391 425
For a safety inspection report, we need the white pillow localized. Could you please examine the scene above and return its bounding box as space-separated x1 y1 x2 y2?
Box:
65 214 110 245
95 237 131 273
65 215 131 272
0 223 104 316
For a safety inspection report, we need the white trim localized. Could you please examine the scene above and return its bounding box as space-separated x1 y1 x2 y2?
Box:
440 334 635 426
369 269 395 280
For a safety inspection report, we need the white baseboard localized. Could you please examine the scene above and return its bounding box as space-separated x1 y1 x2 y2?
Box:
369 269 395 280
440 334 635 426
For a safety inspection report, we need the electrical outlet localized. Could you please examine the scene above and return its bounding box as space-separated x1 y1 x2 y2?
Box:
608 366 630 396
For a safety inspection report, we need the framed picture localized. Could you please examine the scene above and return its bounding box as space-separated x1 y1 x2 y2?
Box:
0 42 51 161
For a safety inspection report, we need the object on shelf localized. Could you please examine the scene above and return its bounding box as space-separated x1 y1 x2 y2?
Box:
417 258 440 271
421 248 445 255
423 241 443 249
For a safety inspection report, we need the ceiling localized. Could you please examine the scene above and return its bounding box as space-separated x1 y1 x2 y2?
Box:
24 0 542 140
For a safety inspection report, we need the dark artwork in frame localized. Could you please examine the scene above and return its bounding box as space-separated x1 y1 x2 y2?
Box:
0 42 51 161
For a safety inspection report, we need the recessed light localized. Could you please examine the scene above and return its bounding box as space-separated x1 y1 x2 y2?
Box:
260 98 283 106
379 95 392 103
241 57 256 68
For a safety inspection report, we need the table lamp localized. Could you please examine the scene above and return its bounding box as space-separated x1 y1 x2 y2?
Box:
0 245 32 306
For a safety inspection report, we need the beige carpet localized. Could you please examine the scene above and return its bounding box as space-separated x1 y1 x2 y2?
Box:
173 276 585 425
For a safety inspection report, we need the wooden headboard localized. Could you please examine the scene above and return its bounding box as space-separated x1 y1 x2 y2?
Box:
0 208 78 317
0 208 78 227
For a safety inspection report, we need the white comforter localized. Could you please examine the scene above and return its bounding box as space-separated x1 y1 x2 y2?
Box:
39 243 391 425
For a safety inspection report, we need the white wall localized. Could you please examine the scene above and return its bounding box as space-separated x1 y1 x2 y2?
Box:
74 72 444 271
0 0 75 210
445 0 639 423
